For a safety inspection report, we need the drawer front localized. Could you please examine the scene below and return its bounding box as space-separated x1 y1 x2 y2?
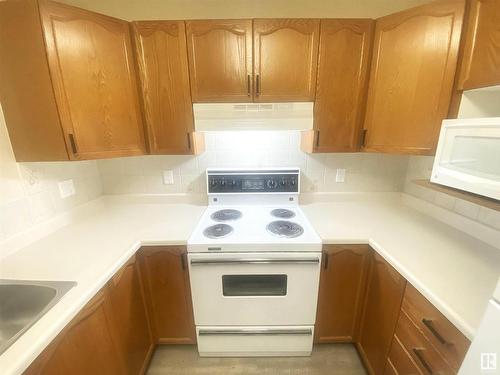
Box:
388 335 423 375
196 326 314 357
403 284 470 371
385 359 398 375
396 310 454 375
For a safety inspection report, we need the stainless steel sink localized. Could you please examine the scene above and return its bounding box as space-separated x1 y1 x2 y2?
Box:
0 279 77 355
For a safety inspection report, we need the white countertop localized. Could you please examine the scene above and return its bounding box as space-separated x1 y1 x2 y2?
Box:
1 193 499 374
301 194 500 342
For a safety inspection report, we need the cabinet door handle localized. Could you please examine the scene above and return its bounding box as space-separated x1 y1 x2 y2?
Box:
247 74 251 96
323 253 329 270
186 132 191 150
422 319 450 345
412 348 434 374
360 129 367 147
255 74 260 96
68 133 78 154
315 131 320 147
181 253 186 270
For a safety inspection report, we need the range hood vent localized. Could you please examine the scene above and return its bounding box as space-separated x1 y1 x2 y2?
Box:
193 102 313 131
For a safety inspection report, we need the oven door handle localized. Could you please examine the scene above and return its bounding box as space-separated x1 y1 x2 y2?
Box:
198 328 313 336
190 258 320 265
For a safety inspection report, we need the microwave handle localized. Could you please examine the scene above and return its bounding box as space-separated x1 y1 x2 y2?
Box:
190 257 320 265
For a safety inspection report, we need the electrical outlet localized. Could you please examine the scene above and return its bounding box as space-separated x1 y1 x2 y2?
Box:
336 169 346 183
58 179 75 199
163 170 174 185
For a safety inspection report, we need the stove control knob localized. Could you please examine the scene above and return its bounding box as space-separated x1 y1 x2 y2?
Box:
280 178 286 186
210 179 217 187
291 179 296 186
220 180 226 186
230 179 236 186
267 179 277 189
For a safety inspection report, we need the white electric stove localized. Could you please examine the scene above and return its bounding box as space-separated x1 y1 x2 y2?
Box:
187 168 322 357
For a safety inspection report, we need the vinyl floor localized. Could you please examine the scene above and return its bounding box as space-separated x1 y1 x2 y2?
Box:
146 344 367 375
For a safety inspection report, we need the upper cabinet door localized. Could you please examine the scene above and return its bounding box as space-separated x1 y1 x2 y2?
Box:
458 0 500 90
40 1 146 160
363 0 465 155
253 19 320 102
186 20 253 102
133 21 200 154
313 19 374 152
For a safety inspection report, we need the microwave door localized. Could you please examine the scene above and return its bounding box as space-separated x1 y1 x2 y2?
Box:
431 118 500 200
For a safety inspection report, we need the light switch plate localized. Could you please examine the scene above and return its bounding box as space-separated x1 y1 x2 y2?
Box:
163 170 174 185
58 179 75 199
336 169 346 183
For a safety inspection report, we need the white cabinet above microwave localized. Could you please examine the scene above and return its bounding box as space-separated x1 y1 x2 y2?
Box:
431 117 500 201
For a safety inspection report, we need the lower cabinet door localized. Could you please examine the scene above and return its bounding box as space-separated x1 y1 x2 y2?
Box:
107 255 154 375
358 253 407 375
314 245 371 343
138 246 196 344
24 290 126 375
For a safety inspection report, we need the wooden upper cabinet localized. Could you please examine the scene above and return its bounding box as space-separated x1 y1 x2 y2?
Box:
358 253 407 375
107 255 153 375
133 21 204 155
363 0 465 155
315 245 371 343
458 0 500 90
186 20 253 102
0 0 69 162
253 19 320 102
138 246 196 344
302 19 374 153
40 0 146 159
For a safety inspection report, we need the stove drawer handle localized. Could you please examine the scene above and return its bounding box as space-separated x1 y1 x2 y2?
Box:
190 258 320 265
198 328 312 336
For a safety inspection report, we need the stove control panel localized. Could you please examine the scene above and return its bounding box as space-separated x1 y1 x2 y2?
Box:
207 169 299 194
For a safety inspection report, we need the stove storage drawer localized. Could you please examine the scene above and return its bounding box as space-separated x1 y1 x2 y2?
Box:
188 252 322 326
196 326 314 357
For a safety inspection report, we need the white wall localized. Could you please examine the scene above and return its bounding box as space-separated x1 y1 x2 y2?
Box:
57 0 431 20
0 104 102 243
98 131 409 194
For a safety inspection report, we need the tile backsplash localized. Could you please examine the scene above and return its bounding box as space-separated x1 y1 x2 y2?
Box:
404 156 500 231
0 105 102 243
97 131 409 195
3 108 497 246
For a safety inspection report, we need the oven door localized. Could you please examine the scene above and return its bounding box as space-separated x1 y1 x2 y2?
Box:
188 252 321 326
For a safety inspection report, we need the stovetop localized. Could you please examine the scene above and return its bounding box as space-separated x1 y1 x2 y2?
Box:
187 204 322 253
187 168 321 252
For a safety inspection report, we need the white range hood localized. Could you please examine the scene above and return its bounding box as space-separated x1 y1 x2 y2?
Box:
193 102 313 131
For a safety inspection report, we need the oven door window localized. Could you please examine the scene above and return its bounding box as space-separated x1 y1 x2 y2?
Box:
222 275 287 296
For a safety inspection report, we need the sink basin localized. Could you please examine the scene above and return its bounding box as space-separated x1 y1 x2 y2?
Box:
0 279 77 355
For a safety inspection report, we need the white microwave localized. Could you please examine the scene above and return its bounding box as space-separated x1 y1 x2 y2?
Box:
431 117 500 201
